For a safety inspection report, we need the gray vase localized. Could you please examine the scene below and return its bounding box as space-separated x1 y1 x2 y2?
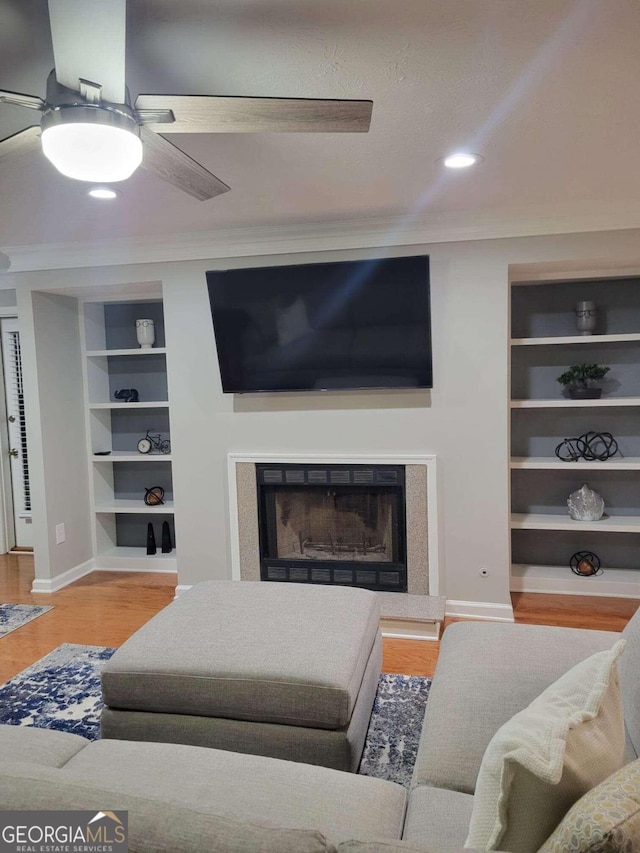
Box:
575 301 597 335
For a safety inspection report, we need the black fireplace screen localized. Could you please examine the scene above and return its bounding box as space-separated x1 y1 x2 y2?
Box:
274 489 397 562
257 464 407 592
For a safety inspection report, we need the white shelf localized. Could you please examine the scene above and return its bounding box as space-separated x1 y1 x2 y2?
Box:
511 456 640 470
510 397 640 409
511 333 640 346
511 512 640 533
93 546 177 573
511 564 640 598
95 500 175 514
92 451 172 462
89 401 169 410
86 348 167 357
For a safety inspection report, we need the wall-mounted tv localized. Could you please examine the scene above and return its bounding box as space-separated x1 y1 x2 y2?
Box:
206 254 432 393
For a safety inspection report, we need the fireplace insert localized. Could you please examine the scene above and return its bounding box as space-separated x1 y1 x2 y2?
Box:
256 463 407 592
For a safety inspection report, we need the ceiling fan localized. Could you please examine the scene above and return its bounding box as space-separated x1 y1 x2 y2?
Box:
0 0 373 201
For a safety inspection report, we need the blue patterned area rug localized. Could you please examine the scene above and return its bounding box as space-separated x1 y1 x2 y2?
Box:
0 603 53 638
359 673 431 786
0 644 431 788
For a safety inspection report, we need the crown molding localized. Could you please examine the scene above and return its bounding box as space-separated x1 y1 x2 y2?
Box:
4 204 640 274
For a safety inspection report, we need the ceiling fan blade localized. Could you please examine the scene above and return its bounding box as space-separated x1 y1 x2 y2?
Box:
139 126 230 201
0 90 46 111
48 0 126 104
0 126 41 161
135 95 373 133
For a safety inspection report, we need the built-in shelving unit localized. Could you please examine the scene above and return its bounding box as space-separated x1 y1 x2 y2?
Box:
511 397 640 409
509 274 640 598
82 295 176 572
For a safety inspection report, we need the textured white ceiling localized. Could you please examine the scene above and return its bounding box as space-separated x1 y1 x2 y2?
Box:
1 0 640 254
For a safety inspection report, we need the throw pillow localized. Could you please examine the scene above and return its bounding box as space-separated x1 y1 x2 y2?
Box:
465 640 627 853
538 758 640 853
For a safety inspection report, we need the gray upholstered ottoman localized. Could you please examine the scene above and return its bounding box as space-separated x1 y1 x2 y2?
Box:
101 580 382 772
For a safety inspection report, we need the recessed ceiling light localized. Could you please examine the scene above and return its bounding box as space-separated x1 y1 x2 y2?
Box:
88 187 118 200
442 152 482 169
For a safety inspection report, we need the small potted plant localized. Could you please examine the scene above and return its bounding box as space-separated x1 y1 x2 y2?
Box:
556 363 610 400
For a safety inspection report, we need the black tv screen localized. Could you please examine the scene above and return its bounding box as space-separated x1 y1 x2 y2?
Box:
206 254 432 393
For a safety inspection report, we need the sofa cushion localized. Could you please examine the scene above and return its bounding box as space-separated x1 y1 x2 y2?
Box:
338 843 431 852
0 724 89 767
412 621 621 794
0 761 335 853
64 738 407 845
101 580 380 729
465 640 626 853
538 758 640 853
619 606 640 758
338 846 485 853
402 785 473 851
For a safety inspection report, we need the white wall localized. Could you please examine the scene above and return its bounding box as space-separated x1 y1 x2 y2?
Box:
161 244 511 607
19 290 92 581
8 227 640 608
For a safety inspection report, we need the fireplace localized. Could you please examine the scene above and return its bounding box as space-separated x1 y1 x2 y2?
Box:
256 463 407 592
230 453 437 599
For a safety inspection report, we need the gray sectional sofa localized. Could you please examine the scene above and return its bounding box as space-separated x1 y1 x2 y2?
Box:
1 604 638 853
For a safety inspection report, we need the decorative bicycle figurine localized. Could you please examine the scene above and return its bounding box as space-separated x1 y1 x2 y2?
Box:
137 429 171 455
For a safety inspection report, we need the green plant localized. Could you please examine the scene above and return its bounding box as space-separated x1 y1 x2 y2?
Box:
556 363 610 388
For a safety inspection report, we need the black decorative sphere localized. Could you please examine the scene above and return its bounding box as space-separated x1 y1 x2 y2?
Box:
569 551 602 577
144 486 165 506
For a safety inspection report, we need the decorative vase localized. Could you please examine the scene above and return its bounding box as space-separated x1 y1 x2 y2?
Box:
567 484 605 522
136 319 155 349
575 301 597 335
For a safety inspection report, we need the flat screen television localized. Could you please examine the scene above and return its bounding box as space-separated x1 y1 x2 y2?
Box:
206 254 432 393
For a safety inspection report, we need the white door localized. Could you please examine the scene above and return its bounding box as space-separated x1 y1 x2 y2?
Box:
0 318 33 549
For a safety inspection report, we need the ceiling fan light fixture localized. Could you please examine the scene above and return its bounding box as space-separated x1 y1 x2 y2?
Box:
41 105 142 182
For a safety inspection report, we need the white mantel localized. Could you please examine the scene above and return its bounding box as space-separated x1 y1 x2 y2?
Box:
227 452 441 597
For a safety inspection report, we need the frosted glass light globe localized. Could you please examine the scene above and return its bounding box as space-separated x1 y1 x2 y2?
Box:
41 120 143 182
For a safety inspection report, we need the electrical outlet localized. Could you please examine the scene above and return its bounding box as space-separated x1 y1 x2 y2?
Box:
55 523 66 544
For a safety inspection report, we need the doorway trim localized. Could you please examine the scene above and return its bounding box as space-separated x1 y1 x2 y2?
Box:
0 310 24 553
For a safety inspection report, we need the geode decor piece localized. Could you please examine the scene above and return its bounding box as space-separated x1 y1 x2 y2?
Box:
567 483 604 522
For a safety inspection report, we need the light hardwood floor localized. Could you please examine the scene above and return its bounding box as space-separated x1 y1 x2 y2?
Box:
1 553 638 683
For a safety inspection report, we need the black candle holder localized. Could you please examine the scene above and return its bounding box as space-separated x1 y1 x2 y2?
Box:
146 522 157 555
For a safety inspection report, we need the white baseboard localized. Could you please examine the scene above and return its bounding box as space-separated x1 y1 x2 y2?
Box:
174 584 193 598
380 617 441 641
31 559 95 594
445 599 515 622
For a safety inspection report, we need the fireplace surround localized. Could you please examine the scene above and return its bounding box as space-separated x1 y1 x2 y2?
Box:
228 453 440 599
